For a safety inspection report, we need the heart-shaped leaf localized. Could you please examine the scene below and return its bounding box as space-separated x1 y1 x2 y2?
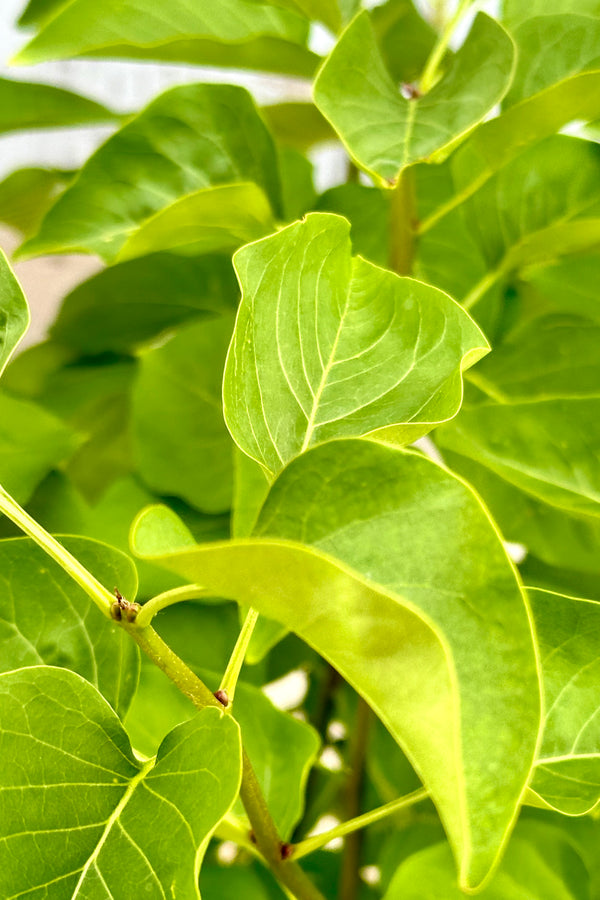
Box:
19 83 282 262
132 439 540 890
0 536 139 717
224 213 488 478
0 666 242 898
313 12 514 182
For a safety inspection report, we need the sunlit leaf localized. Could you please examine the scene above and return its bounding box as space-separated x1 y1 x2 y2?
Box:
313 12 514 181
224 213 488 478
0 666 241 898
133 439 540 889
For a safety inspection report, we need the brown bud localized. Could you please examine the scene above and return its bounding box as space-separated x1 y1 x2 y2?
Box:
214 689 229 707
280 842 293 861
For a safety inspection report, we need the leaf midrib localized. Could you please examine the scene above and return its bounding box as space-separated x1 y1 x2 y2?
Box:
71 757 155 896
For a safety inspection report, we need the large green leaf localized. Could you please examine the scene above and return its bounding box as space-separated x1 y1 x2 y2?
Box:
223 213 488 478
126 661 320 838
132 439 540 889
116 183 274 263
506 15 600 106
256 0 342 31
19 83 282 262
313 12 514 182
261 102 335 151
520 251 600 323
50 253 238 354
0 666 241 898
0 76 117 134
438 313 600 518
0 167 73 238
0 536 138 717
0 391 78 503
384 822 589 899
0 250 29 379
14 0 318 77
133 317 235 513
528 588 600 815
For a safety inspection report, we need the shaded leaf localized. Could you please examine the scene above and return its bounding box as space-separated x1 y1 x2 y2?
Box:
384 823 589 899
316 183 391 266
19 83 282 262
0 167 73 238
224 213 488 478
438 313 600 519
0 666 241 898
126 661 320 837
133 317 235 513
528 588 600 815
371 0 437 84
261 102 335 152
0 536 138 717
116 183 274 263
313 12 514 181
14 0 318 77
0 76 117 134
0 391 78 503
50 252 238 354
279 148 316 221
133 439 540 889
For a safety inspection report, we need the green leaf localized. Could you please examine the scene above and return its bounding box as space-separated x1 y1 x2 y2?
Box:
438 313 600 518
14 0 318 77
224 213 488 478
133 317 235 513
313 12 514 182
256 0 342 32
19 83 282 262
0 666 242 898
521 251 600 323
126 661 320 838
506 14 600 106
0 167 73 238
0 536 139 716
279 148 316 221
420 136 600 310
6 354 137 503
261 102 336 152
0 391 78 503
0 250 29 379
503 0 600 30
201 863 287 900
528 588 600 815
50 253 238 354
0 76 117 134
316 183 391 267
421 72 600 235
133 439 540 890
116 183 275 263
384 823 589 899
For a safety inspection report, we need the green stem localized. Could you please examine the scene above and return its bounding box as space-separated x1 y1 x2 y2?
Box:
136 583 207 628
388 167 417 276
0 484 114 616
463 263 506 310
220 607 260 704
122 620 326 900
292 788 428 859
419 0 473 93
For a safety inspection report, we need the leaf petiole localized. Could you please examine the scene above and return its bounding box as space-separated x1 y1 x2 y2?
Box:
292 788 429 860
135 583 208 628
219 606 260 705
0 484 115 616
419 0 474 93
